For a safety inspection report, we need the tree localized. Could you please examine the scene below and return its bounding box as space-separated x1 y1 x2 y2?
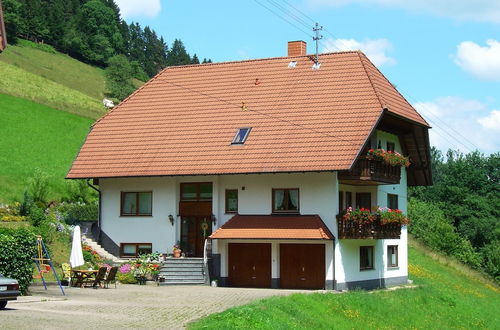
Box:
166 39 191 66
105 54 135 100
2 0 22 44
191 54 199 64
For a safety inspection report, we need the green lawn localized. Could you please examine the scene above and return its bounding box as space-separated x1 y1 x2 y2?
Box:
190 240 499 329
0 94 93 202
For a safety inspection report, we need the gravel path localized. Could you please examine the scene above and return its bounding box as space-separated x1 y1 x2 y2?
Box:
1 284 312 329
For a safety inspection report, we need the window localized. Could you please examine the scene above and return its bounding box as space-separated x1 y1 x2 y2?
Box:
232 127 251 144
121 192 152 216
346 192 353 209
339 191 344 212
273 188 299 213
356 192 371 210
387 245 398 268
387 142 395 152
120 243 152 257
388 194 398 209
360 246 374 270
181 183 213 201
225 189 238 213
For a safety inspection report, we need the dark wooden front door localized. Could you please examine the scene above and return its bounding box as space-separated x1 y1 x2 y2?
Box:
180 216 212 257
280 244 325 289
179 182 213 257
228 243 271 288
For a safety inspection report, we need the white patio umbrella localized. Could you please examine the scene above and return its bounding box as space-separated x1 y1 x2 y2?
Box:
69 225 85 268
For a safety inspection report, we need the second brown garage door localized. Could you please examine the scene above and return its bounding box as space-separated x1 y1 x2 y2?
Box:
228 243 271 288
280 244 325 289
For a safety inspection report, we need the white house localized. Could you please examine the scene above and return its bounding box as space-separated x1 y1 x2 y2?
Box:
67 41 432 290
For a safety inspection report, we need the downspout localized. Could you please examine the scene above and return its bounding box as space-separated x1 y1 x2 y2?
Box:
87 179 101 243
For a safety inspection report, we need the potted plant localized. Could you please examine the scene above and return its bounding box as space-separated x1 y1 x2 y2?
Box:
173 243 182 258
366 148 410 167
342 207 375 225
376 207 410 225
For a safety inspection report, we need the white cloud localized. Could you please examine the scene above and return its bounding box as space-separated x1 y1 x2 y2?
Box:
322 38 395 66
115 0 161 18
413 97 499 154
308 0 500 23
454 40 500 81
478 110 500 131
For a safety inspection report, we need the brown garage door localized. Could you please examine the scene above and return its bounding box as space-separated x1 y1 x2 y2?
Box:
228 243 271 288
280 244 325 289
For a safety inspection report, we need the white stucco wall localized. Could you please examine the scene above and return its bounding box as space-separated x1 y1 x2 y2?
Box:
99 145 409 287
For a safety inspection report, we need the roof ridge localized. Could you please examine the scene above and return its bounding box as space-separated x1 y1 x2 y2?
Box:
357 51 386 110
357 52 429 126
161 50 363 70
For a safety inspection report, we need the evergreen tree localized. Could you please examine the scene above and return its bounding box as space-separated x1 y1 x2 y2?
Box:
166 39 191 67
191 54 199 64
2 0 22 44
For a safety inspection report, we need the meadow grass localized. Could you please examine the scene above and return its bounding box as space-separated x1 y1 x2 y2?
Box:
189 241 499 329
0 61 105 119
0 40 106 100
0 94 93 202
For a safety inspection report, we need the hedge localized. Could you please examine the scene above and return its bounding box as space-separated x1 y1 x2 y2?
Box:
0 228 37 294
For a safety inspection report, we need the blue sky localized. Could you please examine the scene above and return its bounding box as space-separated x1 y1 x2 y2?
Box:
115 0 500 155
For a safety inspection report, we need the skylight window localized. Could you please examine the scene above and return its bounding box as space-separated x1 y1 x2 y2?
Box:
288 61 297 68
232 128 251 144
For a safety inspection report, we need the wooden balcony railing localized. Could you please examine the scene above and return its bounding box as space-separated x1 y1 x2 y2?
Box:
336 214 402 239
338 158 401 185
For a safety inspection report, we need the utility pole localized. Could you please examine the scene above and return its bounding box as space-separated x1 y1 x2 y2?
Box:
313 22 323 65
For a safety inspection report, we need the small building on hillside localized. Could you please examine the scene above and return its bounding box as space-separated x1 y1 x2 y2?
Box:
67 41 432 290
0 0 6 52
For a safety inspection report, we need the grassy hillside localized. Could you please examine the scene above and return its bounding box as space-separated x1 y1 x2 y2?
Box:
0 94 93 202
0 40 106 100
190 239 499 329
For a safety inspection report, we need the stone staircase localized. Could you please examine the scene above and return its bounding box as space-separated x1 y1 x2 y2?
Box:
159 258 206 285
79 223 123 263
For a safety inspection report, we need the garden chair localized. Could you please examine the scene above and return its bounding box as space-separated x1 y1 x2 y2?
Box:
104 266 119 289
92 267 108 289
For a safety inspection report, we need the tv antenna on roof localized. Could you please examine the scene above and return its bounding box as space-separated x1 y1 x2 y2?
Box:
313 22 323 65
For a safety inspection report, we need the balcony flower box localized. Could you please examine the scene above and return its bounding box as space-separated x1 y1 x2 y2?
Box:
337 207 409 239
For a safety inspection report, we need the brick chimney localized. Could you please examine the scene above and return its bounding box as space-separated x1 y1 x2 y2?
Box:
288 41 307 57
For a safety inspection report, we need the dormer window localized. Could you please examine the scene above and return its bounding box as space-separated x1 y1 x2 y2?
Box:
232 127 251 144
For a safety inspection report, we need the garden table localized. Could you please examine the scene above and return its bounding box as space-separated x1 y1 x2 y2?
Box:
71 270 98 288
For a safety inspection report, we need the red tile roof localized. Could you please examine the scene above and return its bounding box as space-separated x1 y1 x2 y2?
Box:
67 51 428 179
209 215 334 240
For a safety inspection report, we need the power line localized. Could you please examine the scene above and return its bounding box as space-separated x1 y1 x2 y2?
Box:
252 1 475 153
253 0 313 39
273 1 477 152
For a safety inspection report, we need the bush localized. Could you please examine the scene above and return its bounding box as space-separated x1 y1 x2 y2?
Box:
408 198 481 269
64 180 97 204
117 272 137 284
27 169 50 206
64 202 98 224
0 228 37 294
28 205 46 227
19 191 34 216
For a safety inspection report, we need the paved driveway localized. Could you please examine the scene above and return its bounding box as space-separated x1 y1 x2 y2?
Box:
1 284 312 329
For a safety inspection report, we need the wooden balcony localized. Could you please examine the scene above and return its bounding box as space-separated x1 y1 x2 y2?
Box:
338 158 401 185
337 214 401 239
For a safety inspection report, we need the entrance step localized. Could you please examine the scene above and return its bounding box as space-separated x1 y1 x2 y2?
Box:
159 258 207 285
